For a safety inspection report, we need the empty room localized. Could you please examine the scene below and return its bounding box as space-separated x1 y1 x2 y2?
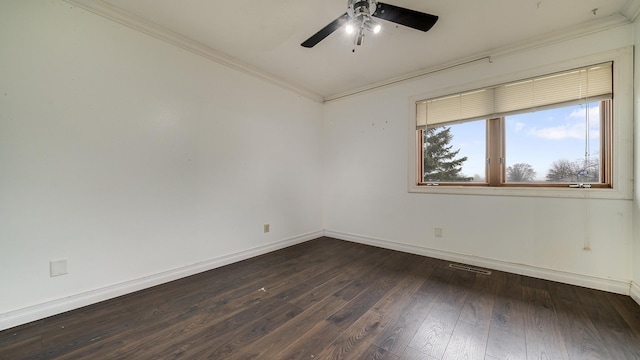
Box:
1 0 640 359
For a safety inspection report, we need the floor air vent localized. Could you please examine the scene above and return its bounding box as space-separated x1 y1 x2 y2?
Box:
449 263 492 275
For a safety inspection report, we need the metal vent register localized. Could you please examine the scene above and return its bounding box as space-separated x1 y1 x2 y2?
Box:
449 263 492 275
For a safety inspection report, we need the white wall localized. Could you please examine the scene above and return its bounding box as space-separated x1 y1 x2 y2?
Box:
0 1 323 328
324 25 635 294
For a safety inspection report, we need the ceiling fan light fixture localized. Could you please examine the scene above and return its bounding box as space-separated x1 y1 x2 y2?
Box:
364 19 381 34
346 23 355 34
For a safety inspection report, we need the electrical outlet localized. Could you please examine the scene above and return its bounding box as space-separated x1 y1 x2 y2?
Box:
50 259 68 277
264 224 270 233
434 228 443 237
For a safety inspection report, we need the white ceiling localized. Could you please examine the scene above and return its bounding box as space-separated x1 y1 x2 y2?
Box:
70 0 639 100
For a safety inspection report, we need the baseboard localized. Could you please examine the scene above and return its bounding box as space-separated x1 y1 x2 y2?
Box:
324 230 632 296
631 281 640 306
0 230 322 331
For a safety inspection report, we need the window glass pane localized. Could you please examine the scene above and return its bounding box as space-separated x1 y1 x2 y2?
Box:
423 120 486 182
504 102 601 183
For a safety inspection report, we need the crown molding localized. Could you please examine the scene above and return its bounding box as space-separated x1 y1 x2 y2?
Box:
621 0 640 22
63 0 324 103
62 0 635 104
325 13 632 102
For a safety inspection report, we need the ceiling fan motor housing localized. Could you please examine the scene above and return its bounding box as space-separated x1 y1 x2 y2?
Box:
347 0 378 18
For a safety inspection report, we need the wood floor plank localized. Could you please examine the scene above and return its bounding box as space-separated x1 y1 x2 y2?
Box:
289 267 359 309
522 283 570 360
227 292 349 359
459 272 495 327
115 243 364 358
485 271 527 360
2 237 639 360
372 261 439 356
180 302 303 359
326 251 413 331
315 309 387 359
441 319 489 360
575 287 640 359
352 343 400 360
63 294 288 359
607 292 640 336
330 249 401 304
56 277 293 357
546 281 613 360
399 346 434 359
408 268 475 359
440 272 495 360
315 260 433 360
0 334 42 359
272 320 343 360
286 241 383 309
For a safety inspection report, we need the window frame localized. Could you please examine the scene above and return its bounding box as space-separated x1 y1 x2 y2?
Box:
407 47 632 199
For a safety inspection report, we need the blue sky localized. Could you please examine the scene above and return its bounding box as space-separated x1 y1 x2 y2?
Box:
445 102 600 180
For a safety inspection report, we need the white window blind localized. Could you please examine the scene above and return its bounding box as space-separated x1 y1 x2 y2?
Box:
416 62 612 128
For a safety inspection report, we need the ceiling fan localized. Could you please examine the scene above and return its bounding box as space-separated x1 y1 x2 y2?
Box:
301 0 438 48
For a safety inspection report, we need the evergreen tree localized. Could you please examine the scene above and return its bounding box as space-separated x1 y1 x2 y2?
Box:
423 127 471 182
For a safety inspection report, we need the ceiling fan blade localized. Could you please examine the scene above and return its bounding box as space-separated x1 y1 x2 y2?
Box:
301 13 350 48
374 2 438 32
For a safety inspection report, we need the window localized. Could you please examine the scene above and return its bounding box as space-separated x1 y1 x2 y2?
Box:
409 47 633 199
414 62 616 190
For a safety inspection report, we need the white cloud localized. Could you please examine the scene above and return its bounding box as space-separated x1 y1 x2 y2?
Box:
528 123 584 140
528 104 600 140
529 123 599 140
514 122 526 132
568 104 600 126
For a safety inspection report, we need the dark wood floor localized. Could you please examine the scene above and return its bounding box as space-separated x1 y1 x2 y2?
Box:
2 237 640 359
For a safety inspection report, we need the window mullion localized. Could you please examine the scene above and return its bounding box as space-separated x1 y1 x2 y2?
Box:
486 118 504 186
417 129 425 184
601 99 613 185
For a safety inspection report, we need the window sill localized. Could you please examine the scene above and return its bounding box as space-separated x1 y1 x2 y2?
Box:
409 183 631 199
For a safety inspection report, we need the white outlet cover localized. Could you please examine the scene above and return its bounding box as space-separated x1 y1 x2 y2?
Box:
50 259 68 277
